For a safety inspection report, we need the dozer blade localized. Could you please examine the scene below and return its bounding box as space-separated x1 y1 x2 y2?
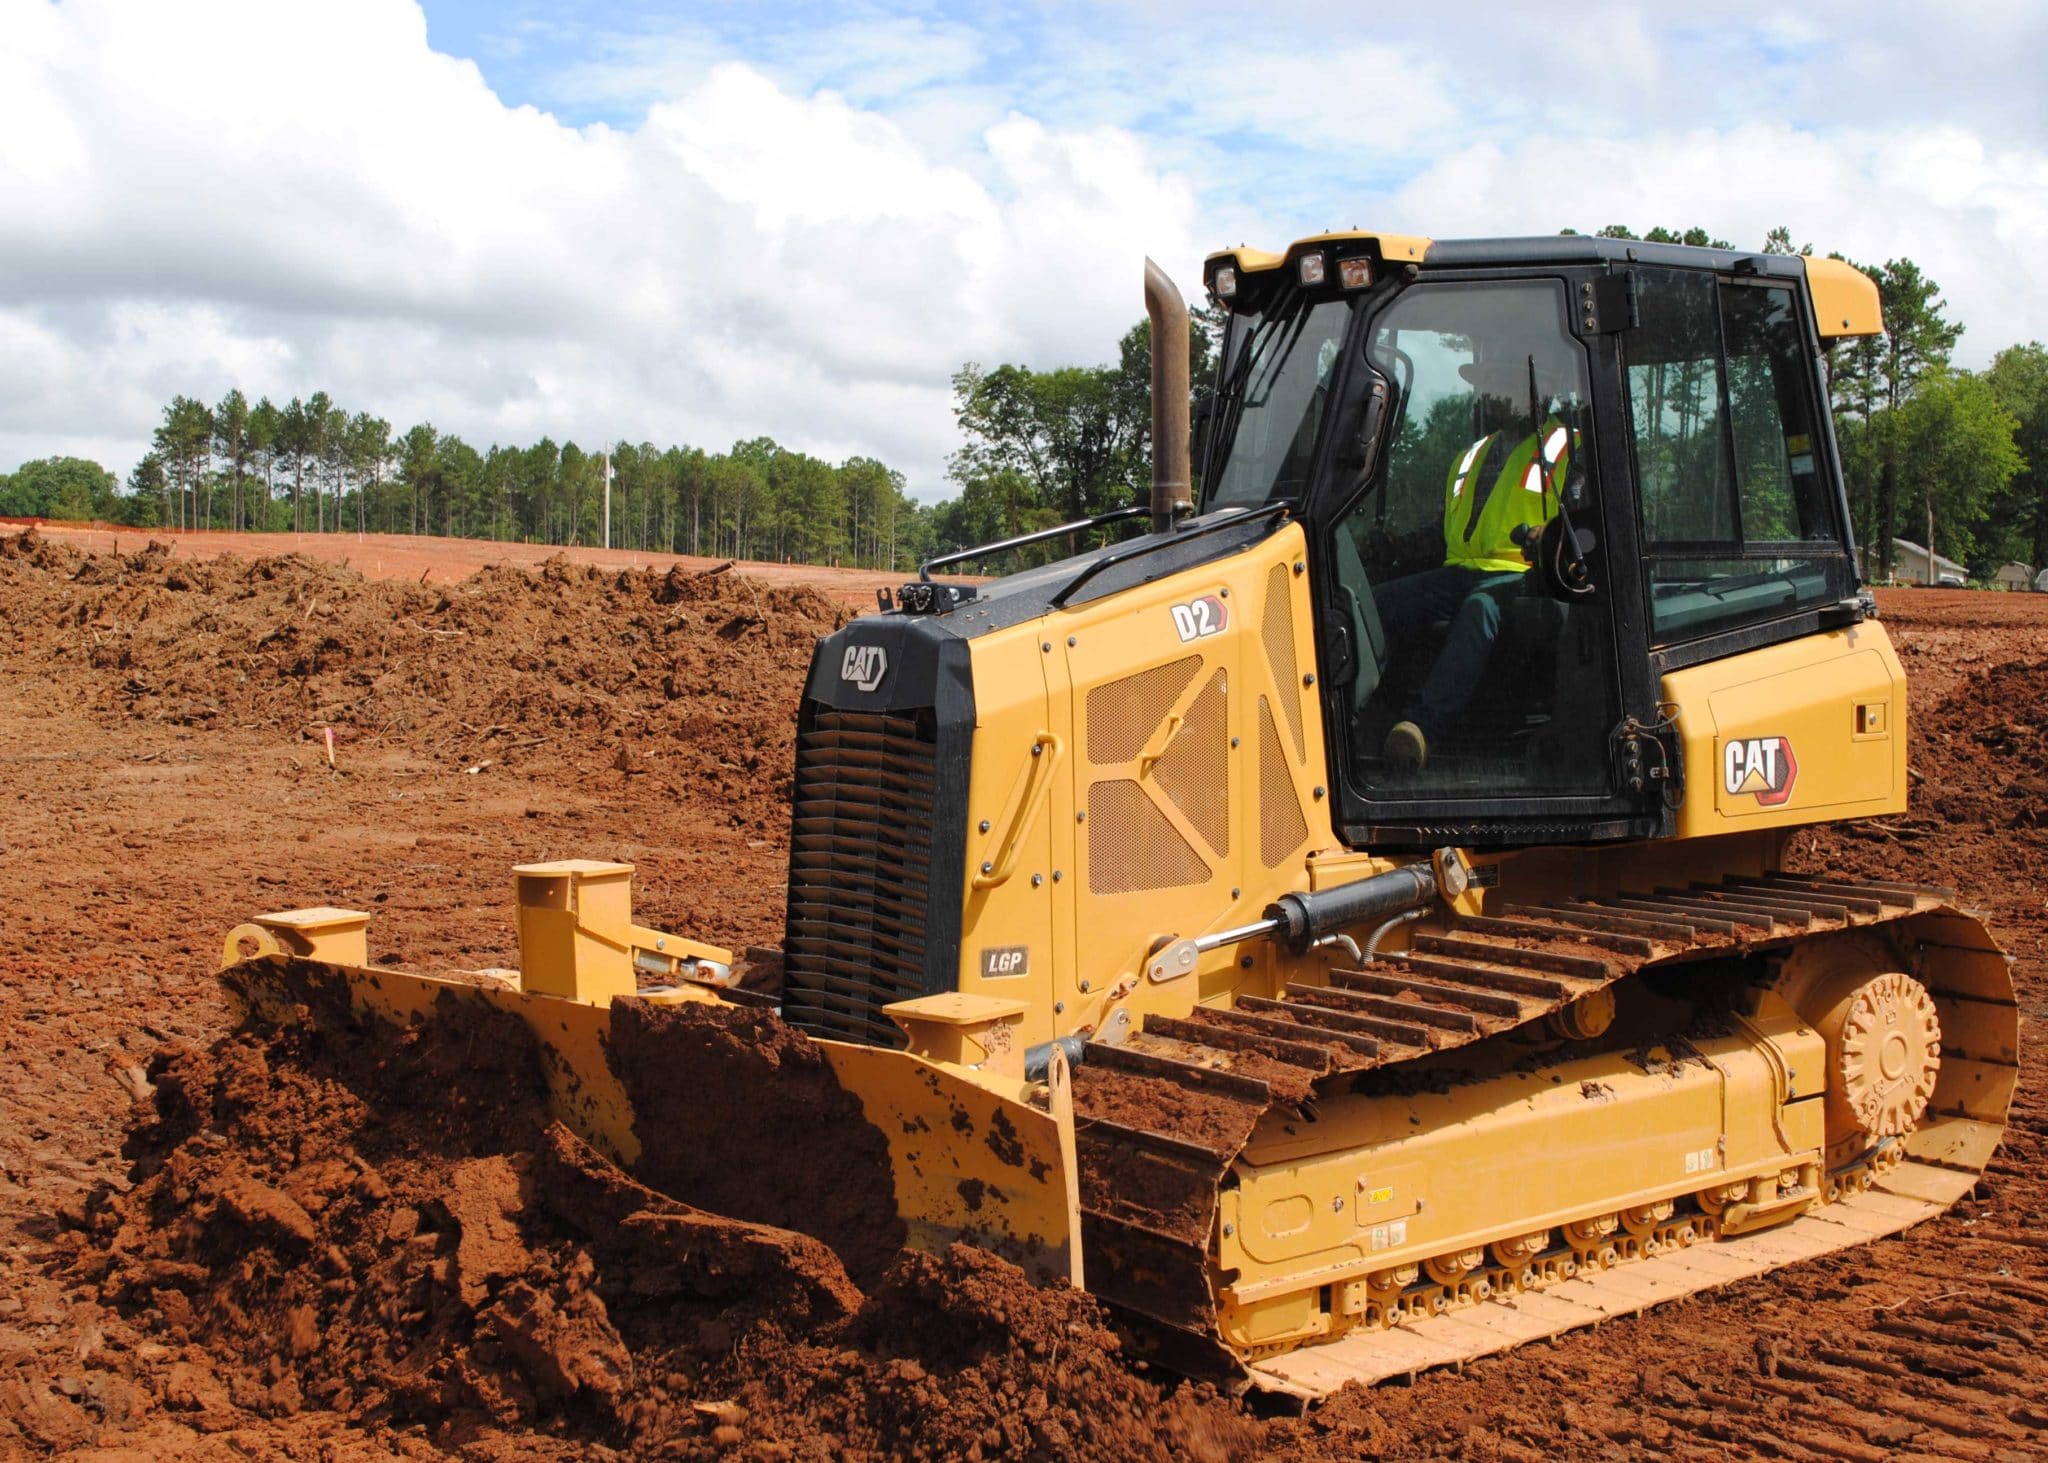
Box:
218 901 1082 1290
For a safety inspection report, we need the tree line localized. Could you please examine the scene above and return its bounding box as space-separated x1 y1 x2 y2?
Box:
4 231 2043 582
0 312 1217 578
1 392 937 572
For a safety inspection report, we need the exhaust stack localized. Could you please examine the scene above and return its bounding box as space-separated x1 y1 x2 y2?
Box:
1144 257 1192 533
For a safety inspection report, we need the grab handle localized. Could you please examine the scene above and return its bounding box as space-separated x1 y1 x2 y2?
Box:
973 733 1064 890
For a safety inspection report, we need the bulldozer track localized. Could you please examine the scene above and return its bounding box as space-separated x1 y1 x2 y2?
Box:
1245 1154 1977 1398
1066 871 2016 1392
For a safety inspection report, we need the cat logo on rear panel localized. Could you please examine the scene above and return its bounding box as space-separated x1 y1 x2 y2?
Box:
1170 594 1227 642
1723 735 1798 806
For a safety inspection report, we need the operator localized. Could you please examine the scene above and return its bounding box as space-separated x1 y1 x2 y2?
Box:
1374 347 1579 770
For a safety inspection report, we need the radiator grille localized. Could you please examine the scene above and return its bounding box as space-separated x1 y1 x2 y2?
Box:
783 708 938 1047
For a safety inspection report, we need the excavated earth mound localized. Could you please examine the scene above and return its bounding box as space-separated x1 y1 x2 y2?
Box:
0 525 842 829
56 992 1253 1460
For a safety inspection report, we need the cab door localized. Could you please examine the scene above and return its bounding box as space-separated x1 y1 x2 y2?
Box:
1306 269 1667 847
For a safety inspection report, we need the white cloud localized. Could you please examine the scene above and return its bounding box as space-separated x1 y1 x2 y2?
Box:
3 0 2043 498
0 0 1204 493
518 2 2048 361
1390 123 2048 366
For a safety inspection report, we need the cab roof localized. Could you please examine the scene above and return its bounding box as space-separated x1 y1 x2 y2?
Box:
1203 230 1881 339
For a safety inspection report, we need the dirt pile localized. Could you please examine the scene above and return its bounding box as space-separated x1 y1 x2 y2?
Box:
1911 658 2048 830
60 995 628 1445
1798 652 2048 907
0 525 844 827
49 987 1254 1461
697 1243 1259 1463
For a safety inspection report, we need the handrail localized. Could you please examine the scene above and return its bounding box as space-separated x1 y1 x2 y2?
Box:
1047 502 1291 609
920 504 1149 582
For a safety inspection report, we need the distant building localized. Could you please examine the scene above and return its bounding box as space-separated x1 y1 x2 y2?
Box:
2036 567 2048 594
1863 538 1967 586
1994 562 2036 591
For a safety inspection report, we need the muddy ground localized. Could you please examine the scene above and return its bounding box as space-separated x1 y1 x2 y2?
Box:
0 527 2041 1460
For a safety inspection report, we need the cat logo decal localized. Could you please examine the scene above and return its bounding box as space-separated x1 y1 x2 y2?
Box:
1723 735 1798 807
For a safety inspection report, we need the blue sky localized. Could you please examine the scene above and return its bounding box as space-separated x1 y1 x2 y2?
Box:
2 0 2044 495
409 0 2046 247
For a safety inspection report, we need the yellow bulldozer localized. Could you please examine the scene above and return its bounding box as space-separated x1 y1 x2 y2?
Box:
222 231 2016 1397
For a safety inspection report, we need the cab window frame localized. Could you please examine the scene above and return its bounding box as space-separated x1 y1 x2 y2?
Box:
1303 264 1671 850
1623 268 1858 664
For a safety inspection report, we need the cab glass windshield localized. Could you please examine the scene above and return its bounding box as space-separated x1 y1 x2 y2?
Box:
1203 295 1354 509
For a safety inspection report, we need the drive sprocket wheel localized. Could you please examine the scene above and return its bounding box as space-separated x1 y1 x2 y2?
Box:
1835 969 1942 1135
1772 933 1943 1167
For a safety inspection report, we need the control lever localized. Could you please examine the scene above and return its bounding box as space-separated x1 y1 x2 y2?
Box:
1513 517 1596 601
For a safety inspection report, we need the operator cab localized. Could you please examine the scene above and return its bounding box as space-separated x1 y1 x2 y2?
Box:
1198 232 1862 848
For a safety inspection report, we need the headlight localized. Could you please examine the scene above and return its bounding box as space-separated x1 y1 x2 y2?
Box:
1339 257 1373 290
1297 253 1327 287
1213 266 1238 299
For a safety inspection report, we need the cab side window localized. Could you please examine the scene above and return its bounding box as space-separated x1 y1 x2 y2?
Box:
1627 268 1851 643
1331 279 1619 802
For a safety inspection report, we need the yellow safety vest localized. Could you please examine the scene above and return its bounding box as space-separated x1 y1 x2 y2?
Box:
1441 422 1574 574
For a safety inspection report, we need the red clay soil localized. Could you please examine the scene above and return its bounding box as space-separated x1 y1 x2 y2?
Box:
12 519 907 608
59 970 1247 1459
0 528 2043 1460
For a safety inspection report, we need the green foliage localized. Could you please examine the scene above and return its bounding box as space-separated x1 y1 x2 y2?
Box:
939 315 1212 568
31 385 932 572
1985 342 2048 570
1887 369 2020 574
1761 226 1812 257
0 456 118 520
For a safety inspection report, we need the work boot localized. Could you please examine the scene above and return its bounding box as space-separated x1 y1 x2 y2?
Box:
1384 720 1428 770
